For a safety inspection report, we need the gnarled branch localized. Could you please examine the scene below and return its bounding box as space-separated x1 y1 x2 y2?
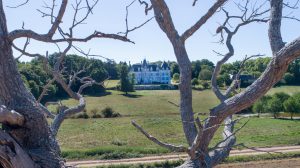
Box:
132 120 187 152
0 105 24 126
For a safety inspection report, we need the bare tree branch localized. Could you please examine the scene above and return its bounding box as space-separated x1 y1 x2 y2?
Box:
192 0 198 7
6 0 29 8
51 93 85 136
37 78 56 103
224 54 264 97
181 0 227 42
138 0 153 15
211 2 269 102
131 120 187 152
118 0 154 37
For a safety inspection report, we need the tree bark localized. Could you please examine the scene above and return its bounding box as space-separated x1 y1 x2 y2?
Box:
0 130 36 168
173 40 198 146
0 1 63 167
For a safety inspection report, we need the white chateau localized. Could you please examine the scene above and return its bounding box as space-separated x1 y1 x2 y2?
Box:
130 59 171 85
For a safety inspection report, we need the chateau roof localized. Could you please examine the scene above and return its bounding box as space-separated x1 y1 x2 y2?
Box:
131 59 169 72
161 61 169 70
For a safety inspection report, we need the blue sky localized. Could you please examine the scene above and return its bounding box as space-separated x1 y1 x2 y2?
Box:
3 0 300 64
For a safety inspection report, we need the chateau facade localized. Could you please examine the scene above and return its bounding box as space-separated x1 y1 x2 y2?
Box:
130 59 171 85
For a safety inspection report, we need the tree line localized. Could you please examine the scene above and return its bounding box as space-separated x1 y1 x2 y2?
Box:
171 57 300 88
20 55 300 101
253 92 300 120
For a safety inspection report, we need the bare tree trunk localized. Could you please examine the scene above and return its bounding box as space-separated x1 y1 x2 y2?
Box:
173 41 198 146
0 2 62 167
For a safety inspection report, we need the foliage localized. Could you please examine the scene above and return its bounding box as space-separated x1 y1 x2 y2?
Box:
90 108 103 118
267 96 284 118
198 69 212 80
111 139 127 146
217 73 232 87
252 95 271 117
96 160 184 168
200 80 210 89
172 73 180 81
18 54 118 101
169 62 180 76
118 63 134 94
19 56 300 102
101 107 121 118
284 93 300 119
284 72 295 85
71 112 89 119
273 92 290 102
252 101 264 115
191 78 199 86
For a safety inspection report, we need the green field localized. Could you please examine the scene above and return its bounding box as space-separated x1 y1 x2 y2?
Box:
56 86 300 160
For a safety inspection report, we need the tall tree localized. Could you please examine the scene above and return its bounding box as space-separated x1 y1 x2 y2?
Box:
119 63 134 94
284 93 300 120
133 0 300 167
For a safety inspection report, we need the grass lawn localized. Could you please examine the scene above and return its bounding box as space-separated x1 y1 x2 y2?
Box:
55 86 300 160
267 85 300 95
103 80 119 89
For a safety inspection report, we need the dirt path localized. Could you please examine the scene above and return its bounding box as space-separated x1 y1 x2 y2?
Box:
216 158 300 168
67 145 300 167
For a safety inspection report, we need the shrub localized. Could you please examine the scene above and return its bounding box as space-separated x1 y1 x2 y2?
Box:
252 96 272 117
101 107 121 118
111 139 127 146
191 78 199 86
284 93 300 119
173 73 180 80
273 92 290 102
283 72 295 85
267 96 282 119
199 80 210 89
90 108 102 118
217 73 232 87
71 112 89 119
198 69 212 80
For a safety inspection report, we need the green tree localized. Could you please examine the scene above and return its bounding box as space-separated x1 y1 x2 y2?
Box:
118 64 133 94
273 92 290 103
220 63 237 75
199 80 210 89
287 59 300 84
173 73 180 82
253 100 264 118
170 62 180 76
217 73 232 87
284 93 300 119
28 80 40 98
198 69 212 80
252 95 271 117
267 96 283 119
250 71 262 78
191 78 199 86
283 72 295 85
192 60 201 78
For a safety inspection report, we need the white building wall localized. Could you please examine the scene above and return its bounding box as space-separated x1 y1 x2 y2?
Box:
130 67 171 84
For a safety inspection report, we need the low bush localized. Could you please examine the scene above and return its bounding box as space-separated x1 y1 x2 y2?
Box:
101 107 121 118
199 80 210 89
111 139 127 146
90 108 103 118
71 112 89 119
